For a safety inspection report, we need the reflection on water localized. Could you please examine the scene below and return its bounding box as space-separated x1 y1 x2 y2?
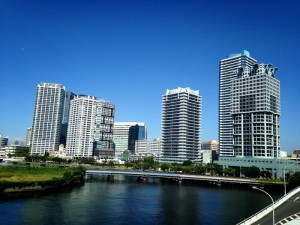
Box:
0 174 281 225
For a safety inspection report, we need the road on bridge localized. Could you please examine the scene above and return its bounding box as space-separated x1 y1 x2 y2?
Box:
253 191 300 225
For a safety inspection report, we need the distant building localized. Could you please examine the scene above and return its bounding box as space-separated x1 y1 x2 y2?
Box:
135 138 161 160
30 83 65 154
60 91 76 147
200 150 212 164
160 87 201 164
201 140 219 152
113 122 146 159
128 124 147 154
0 135 8 148
25 128 32 146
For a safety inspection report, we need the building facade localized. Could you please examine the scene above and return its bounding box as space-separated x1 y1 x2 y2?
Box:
232 63 280 158
128 124 147 154
60 91 76 147
217 52 287 178
30 83 65 154
25 128 32 146
93 100 115 159
66 95 97 158
219 51 257 156
66 96 115 158
0 135 8 148
134 138 162 160
113 122 146 159
160 87 201 163
201 140 219 151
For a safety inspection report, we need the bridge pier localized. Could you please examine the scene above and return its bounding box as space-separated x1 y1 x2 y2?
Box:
176 178 182 185
107 175 114 181
137 176 146 182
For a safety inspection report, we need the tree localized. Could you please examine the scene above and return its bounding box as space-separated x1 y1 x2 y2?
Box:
108 160 115 168
160 163 171 171
223 168 236 176
182 160 193 166
194 164 205 174
288 172 300 190
242 166 260 178
260 170 272 179
124 160 132 169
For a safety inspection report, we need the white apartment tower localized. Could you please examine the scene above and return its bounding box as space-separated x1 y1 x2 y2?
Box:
66 95 97 157
160 87 201 163
232 64 280 158
30 83 65 154
66 96 115 158
219 51 257 156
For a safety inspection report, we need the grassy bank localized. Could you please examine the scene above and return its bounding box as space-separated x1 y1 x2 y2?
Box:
0 166 85 192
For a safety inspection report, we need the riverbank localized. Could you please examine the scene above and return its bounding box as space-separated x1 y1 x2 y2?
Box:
0 165 85 193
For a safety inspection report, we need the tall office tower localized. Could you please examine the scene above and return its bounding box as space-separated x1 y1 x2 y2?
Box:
232 64 280 158
30 83 65 154
113 122 145 159
160 87 201 163
219 51 256 156
66 95 97 158
128 124 147 153
25 128 32 146
93 100 115 159
60 91 76 147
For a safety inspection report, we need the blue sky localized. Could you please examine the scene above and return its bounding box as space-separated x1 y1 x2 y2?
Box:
0 0 299 153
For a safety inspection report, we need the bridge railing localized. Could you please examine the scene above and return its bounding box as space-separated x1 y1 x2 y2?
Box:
237 186 300 225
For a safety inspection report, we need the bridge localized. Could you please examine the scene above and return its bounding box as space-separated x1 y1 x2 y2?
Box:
237 186 300 225
86 169 260 185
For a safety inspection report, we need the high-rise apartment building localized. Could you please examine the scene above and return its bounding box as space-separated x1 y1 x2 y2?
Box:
93 100 115 159
30 83 65 154
66 96 115 158
66 95 97 157
219 51 257 156
232 63 280 158
160 87 201 163
217 52 289 178
25 128 32 146
113 122 146 159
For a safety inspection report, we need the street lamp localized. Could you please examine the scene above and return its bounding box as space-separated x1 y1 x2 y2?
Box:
252 186 275 225
283 163 295 196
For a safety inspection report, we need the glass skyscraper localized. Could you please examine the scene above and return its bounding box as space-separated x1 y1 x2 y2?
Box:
128 124 147 153
160 87 201 163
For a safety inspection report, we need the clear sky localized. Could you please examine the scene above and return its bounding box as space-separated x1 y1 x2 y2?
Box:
0 0 299 153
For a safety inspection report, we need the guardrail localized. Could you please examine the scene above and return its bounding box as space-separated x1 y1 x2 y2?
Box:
237 186 300 225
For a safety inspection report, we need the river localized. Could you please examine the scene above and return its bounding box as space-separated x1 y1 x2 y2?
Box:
0 174 282 225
